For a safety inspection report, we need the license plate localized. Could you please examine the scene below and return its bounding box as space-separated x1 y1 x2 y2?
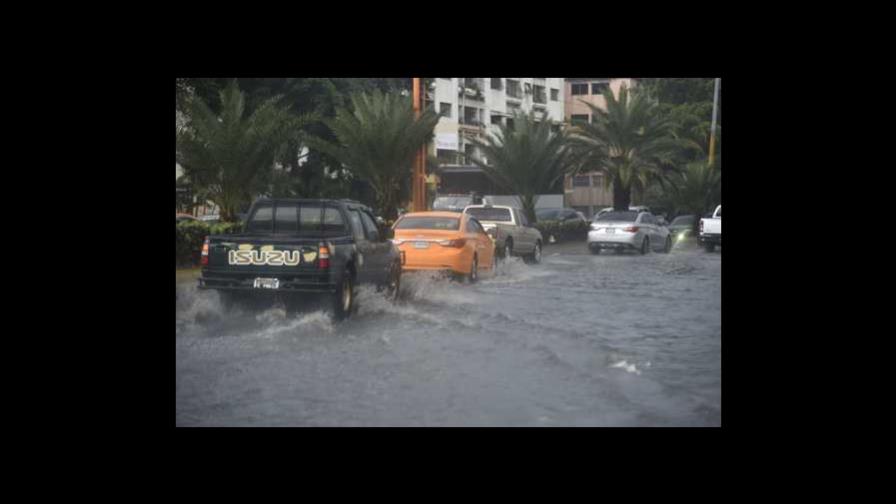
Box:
253 277 280 289
606 228 615 234
414 241 430 249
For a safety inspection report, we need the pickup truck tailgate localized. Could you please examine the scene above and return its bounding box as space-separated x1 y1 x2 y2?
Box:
702 219 721 234
200 235 335 291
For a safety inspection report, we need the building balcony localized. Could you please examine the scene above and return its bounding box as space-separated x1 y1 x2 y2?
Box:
459 121 485 132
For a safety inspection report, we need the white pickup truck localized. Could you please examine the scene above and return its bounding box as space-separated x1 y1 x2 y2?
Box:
699 205 721 252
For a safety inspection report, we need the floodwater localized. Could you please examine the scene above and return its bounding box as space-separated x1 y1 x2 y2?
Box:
176 241 721 426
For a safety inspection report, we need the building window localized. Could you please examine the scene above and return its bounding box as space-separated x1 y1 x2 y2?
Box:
463 107 479 125
440 102 452 118
491 78 502 90
591 82 609 94
573 175 591 187
437 149 457 163
571 83 589 95
491 114 503 125
533 85 546 104
506 79 521 98
550 88 559 101
571 114 590 124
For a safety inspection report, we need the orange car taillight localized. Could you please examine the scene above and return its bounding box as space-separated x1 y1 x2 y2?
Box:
318 244 330 269
623 226 639 233
437 238 467 248
200 237 209 266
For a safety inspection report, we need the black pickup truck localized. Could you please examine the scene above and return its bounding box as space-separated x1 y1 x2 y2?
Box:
198 198 403 320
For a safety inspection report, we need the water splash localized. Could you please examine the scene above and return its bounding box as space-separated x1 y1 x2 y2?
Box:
610 360 642 375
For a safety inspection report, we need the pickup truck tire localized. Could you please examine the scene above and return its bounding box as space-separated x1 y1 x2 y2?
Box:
386 261 401 300
640 237 650 255
704 242 715 252
524 240 542 264
590 246 600 255
332 267 355 321
663 236 672 253
502 239 513 261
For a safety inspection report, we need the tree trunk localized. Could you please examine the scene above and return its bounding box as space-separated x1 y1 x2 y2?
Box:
522 195 538 225
613 183 631 211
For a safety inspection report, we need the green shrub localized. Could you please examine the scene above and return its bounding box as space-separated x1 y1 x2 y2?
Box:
176 221 243 267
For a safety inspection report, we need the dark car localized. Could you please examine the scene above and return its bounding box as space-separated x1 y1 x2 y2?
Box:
535 207 587 223
198 199 402 320
668 214 697 242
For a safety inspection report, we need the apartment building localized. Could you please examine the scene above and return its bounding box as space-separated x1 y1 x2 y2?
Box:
430 77 565 167
563 78 635 217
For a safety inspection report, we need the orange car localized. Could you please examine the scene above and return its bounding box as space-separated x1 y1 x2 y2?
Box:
391 211 496 282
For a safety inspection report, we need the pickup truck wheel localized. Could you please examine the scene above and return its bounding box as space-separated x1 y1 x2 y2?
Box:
333 268 354 321
525 241 542 264
663 236 672 253
502 240 513 261
590 245 600 255
640 237 650 255
704 242 715 252
386 261 401 300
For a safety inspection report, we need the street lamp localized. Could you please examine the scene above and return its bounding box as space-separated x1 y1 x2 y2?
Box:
412 78 427 212
708 78 720 167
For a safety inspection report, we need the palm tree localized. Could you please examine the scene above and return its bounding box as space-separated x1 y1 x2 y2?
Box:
311 90 441 220
176 80 295 222
571 84 678 210
664 159 721 222
469 110 580 223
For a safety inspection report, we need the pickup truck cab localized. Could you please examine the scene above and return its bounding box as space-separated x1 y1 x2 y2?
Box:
699 205 722 252
198 198 402 320
462 204 543 264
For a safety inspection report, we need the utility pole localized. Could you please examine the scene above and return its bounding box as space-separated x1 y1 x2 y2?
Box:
412 78 427 212
708 77 720 167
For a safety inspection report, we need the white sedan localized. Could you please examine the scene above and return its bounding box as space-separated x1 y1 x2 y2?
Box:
587 210 671 255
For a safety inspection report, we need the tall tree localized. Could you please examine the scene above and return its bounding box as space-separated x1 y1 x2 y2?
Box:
663 159 721 220
311 90 441 220
176 80 295 221
571 84 678 210
469 110 581 223
639 78 721 165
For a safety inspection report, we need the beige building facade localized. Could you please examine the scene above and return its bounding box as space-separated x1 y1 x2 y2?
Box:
563 78 635 218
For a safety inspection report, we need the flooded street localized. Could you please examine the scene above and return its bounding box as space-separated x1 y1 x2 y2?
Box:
176 241 721 427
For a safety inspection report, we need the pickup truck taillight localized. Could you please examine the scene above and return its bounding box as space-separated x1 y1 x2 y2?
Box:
699 220 704 233
200 237 209 266
318 244 330 269
622 226 639 233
